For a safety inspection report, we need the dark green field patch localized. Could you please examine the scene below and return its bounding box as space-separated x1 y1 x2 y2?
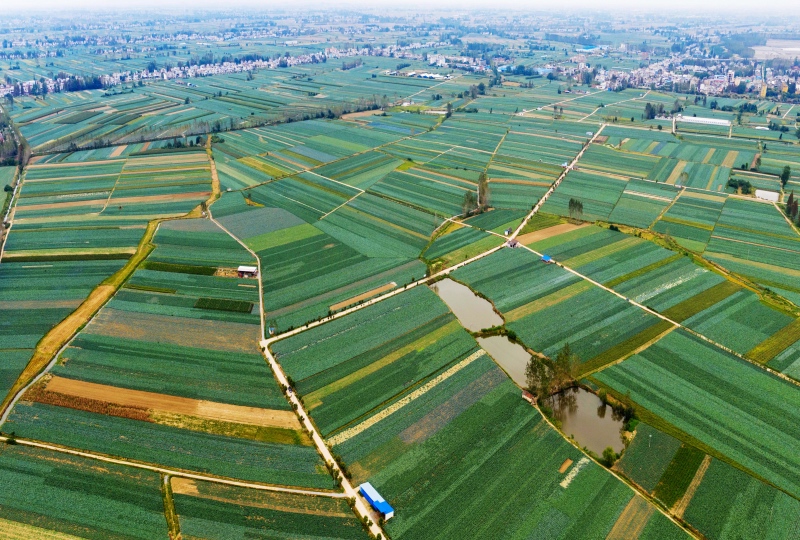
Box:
194 297 254 313
652 443 706 508
140 260 217 275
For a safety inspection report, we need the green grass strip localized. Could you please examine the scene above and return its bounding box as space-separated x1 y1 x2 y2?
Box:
652 443 706 508
747 317 800 364
660 280 741 323
604 253 683 289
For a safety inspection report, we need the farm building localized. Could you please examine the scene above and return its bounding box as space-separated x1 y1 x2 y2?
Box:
522 390 534 404
675 115 731 127
541 255 553 263
755 190 779 202
359 483 394 520
238 265 258 278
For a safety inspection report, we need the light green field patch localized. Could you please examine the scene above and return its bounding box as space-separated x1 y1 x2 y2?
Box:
245 223 323 252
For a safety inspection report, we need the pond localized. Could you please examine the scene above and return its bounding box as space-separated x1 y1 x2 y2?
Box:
546 387 625 455
477 335 530 388
430 278 504 332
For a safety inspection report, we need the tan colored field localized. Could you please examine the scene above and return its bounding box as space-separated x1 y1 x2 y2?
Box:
673 455 712 518
682 191 726 203
0 299 82 310
0 517 85 540
330 282 397 311
45 376 300 430
721 150 739 168
517 222 589 245
3 247 136 259
109 145 127 158
606 496 655 540
341 110 382 122
86 308 259 353
171 478 350 517
665 161 687 185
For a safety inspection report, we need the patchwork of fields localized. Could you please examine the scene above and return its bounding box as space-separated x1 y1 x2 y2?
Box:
4 65 800 540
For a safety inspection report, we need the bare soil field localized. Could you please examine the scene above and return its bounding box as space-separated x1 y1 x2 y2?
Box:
517 222 590 245
44 376 300 429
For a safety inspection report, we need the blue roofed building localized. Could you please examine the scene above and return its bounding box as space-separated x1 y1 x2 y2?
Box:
359 482 395 520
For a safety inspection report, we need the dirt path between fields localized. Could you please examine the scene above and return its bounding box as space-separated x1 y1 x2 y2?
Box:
673 455 712 518
329 282 397 312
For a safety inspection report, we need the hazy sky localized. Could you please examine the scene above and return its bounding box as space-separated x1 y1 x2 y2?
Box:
13 0 800 14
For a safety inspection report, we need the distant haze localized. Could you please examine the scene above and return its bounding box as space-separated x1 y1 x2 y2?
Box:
12 0 800 15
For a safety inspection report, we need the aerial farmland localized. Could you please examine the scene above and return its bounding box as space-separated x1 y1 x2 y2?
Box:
2 6 800 540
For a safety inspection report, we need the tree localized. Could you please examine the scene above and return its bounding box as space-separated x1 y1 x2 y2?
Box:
568 198 583 221
461 190 477 215
551 342 578 392
601 447 618 467
525 356 551 398
788 191 795 215
781 166 792 186
445 102 452 119
678 171 689 187
477 172 490 208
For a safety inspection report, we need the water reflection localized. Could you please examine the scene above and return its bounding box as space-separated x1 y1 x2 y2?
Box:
477 335 530 387
547 387 625 454
431 278 504 332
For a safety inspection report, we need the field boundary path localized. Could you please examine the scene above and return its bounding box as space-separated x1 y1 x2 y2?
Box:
0 434 346 498
577 90 650 122
514 241 800 388
210 209 386 537
0 168 20 261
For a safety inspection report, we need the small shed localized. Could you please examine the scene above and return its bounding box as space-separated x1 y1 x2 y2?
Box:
505 228 513 236
238 265 258 278
359 483 394 520
542 255 553 263
507 240 519 248
522 390 534 404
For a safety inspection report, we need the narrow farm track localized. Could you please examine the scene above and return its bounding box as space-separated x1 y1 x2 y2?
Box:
209 209 386 537
0 435 346 498
577 90 651 122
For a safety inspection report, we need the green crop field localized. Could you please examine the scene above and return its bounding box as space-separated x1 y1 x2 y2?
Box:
273 286 478 436
0 444 168 539
5 18 800 539
593 330 800 500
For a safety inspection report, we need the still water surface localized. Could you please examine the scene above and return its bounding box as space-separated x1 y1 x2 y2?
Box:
547 387 625 455
477 335 530 387
430 278 503 332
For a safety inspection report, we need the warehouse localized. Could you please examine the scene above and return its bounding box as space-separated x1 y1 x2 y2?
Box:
359 483 394 520
237 265 258 278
